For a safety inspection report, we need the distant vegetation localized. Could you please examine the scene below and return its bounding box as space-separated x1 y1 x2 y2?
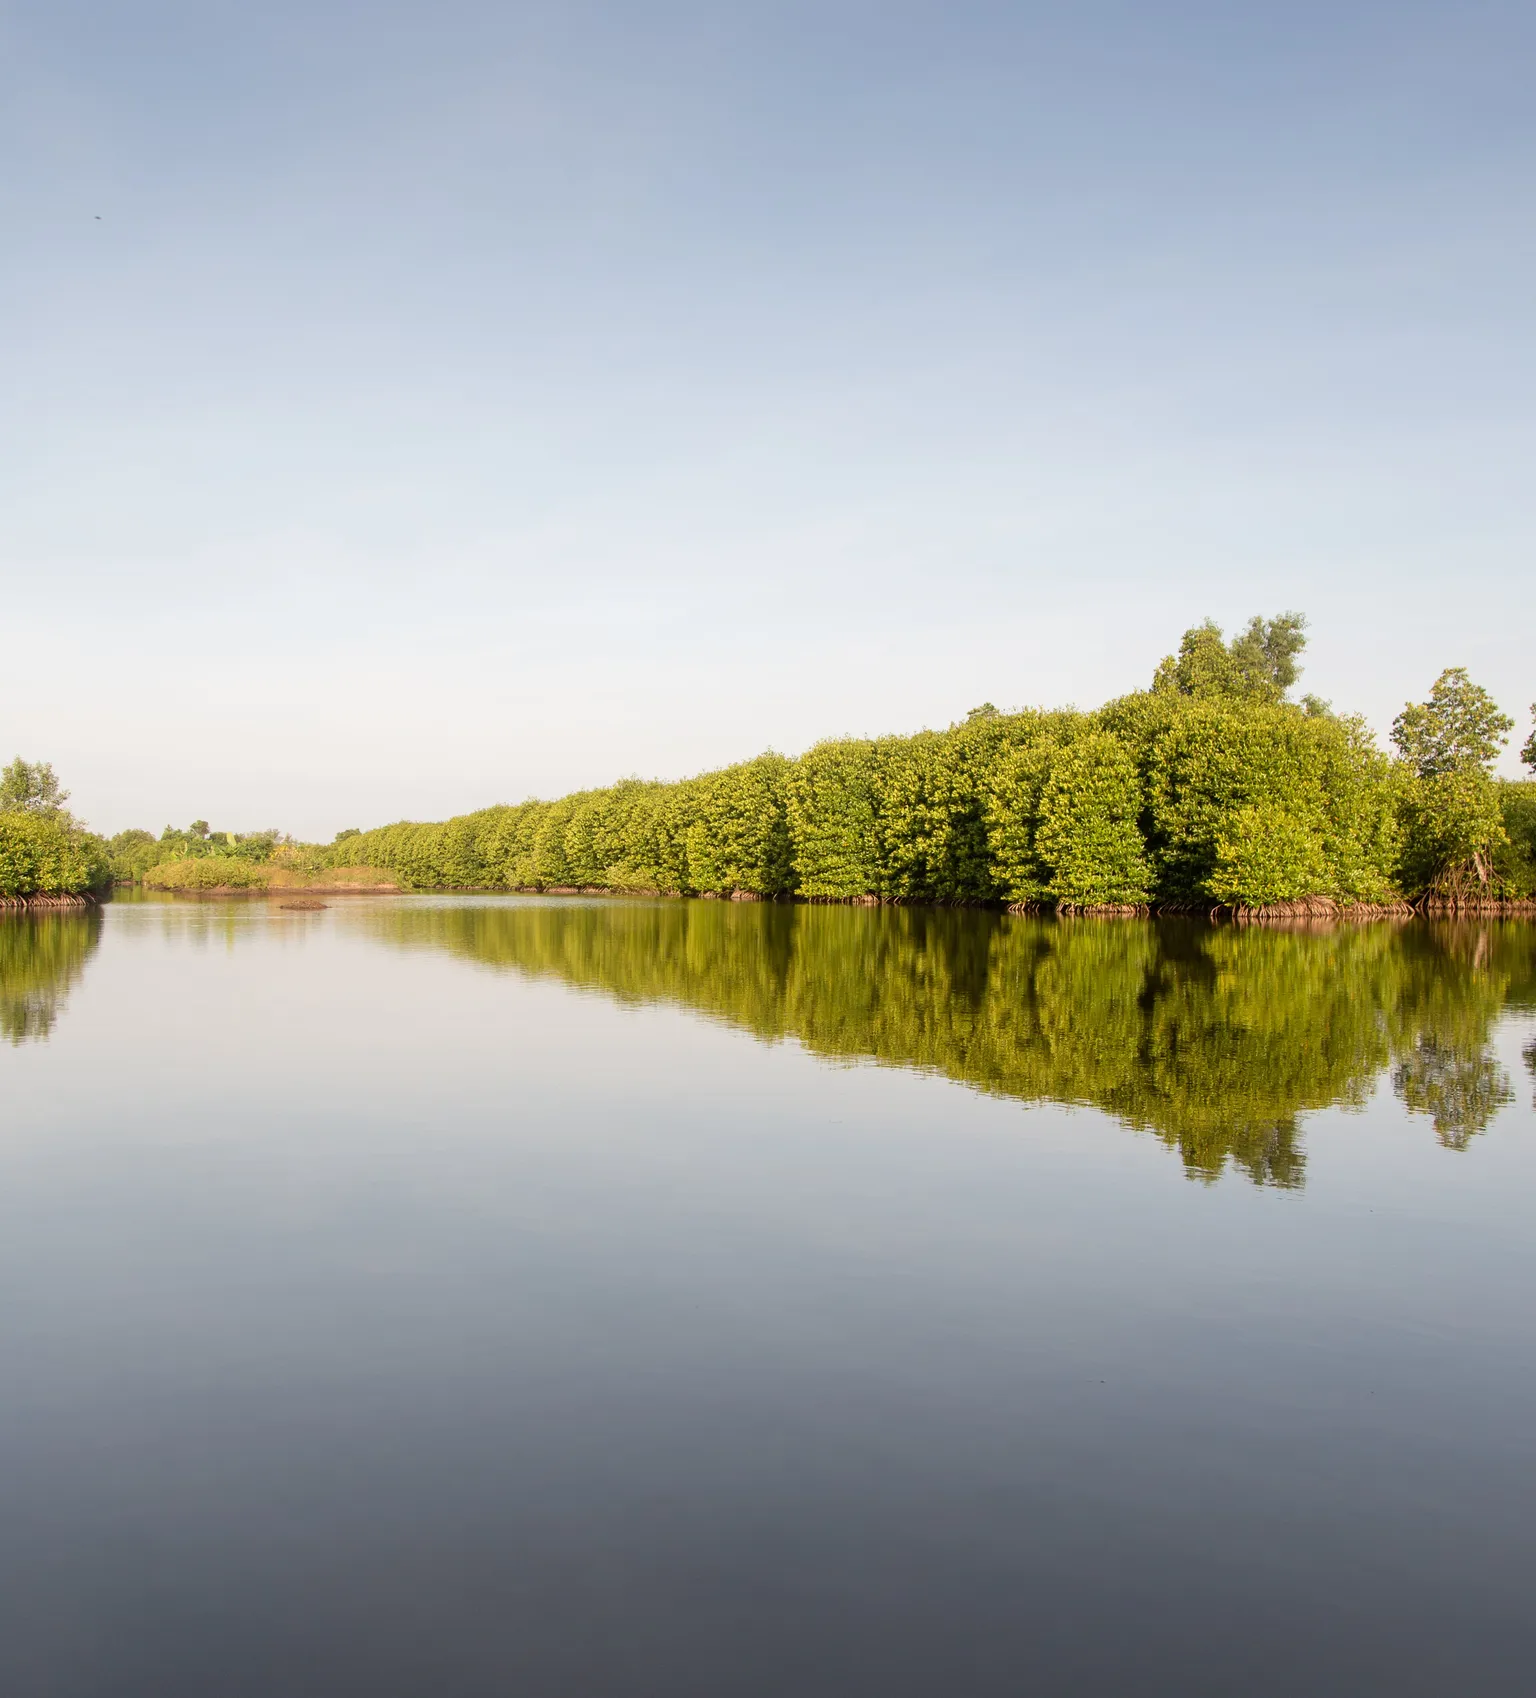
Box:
140 858 396 893
5 613 1532 910
107 820 314 885
327 616 1536 913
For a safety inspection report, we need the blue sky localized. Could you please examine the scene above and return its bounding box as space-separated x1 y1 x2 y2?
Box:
4 0 1532 836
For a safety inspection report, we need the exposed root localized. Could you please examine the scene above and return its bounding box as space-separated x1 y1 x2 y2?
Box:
1216 897 1417 925
1417 896 1536 915
0 891 98 910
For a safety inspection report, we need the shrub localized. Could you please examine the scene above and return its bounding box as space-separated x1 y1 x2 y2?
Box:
0 813 108 898
1207 805 1330 908
1397 769 1510 899
784 740 885 898
1035 732 1153 908
143 857 271 890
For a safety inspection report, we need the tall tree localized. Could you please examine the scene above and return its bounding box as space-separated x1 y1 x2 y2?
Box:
1151 613 1307 704
0 758 70 815
1391 669 1512 777
1228 613 1309 699
1393 670 1514 898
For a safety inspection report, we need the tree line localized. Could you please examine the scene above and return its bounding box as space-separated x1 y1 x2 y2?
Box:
6 613 1534 908
321 617 1536 912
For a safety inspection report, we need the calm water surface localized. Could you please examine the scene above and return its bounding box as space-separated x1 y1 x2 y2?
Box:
2 895 1534 1697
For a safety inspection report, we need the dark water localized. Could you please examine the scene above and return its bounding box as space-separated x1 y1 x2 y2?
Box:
2 896 1533 1697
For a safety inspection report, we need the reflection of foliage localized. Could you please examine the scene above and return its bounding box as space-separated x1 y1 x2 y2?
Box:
0 911 102 1043
354 903 1536 1187
1523 1033 1536 1110
1383 923 1521 1146
1392 1039 1512 1149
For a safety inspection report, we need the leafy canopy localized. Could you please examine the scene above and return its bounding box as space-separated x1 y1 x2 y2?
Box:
1391 668 1513 778
0 757 70 816
1152 614 1307 704
1207 804 1328 908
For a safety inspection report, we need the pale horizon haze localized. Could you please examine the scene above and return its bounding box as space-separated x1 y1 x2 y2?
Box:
4 1 1532 839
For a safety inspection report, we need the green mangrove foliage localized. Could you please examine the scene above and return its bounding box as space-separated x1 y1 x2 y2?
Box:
1149 612 1309 704
0 812 108 899
1033 731 1153 909
0 759 109 900
346 900 1535 1185
330 616 1528 909
1388 669 1523 903
1388 667 1518 903
1498 783 1536 895
0 910 102 1041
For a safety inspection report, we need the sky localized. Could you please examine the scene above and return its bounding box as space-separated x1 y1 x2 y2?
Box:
3 0 1532 838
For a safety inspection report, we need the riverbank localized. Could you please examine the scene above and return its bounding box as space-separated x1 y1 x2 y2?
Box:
141 860 400 895
185 882 1536 919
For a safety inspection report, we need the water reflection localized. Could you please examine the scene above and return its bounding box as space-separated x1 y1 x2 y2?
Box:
355 901 1536 1186
5 900 1530 1183
0 910 101 1044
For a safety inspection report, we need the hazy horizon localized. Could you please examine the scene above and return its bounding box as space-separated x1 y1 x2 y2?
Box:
5 1 1533 839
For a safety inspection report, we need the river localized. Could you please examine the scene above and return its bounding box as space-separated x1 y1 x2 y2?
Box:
2 895 1532 1695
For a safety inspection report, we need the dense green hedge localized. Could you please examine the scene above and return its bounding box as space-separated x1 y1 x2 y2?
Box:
327 701 1463 910
327 627 1533 911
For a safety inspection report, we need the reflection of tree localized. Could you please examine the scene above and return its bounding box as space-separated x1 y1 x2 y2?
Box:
0 910 102 1043
1384 924 1518 1149
1392 1039 1512 1150
1523 1035 1536 1111
353 903 1536 1188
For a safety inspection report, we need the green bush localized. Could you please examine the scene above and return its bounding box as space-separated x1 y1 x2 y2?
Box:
0 813 108 898
686 755 795 895
143 857 271 890
1397 770 1509 899
1137 698 1398 902
784 739 886 898
1495 782 1536 898
1034 732 1152 907
1207 804 1329 908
